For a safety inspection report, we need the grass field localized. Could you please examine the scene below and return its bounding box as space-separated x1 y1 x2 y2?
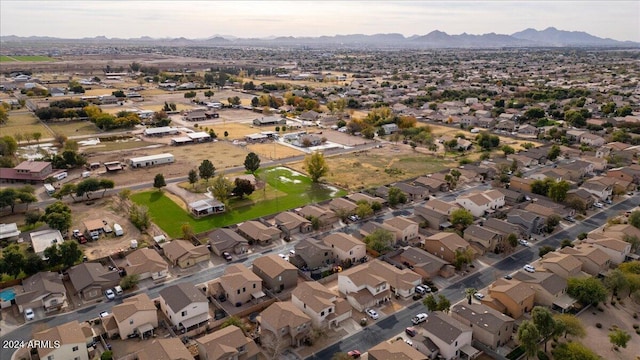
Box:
1 111 51 138
47 121 100 136
132 167 346 238
0 55 56 62
290 148 453 191
81 139 156 153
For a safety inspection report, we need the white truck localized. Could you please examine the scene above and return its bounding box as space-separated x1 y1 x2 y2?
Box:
113 223 123 236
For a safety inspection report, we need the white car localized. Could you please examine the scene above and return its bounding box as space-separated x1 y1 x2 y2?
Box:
593 202 603 208
24 308 35 321
411 313 428 324
105 289 115 300
523 265 536 273
365 308 379 320
518 239 530 247
474 292 485 300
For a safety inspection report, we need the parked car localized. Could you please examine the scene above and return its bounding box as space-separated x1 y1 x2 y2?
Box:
474 292 485 300
593 202 603 208
24 308 35 321
77 234 87 244
89 231 100 241
503 274 513 280
347 350 361 358
518 239 530 247
103 224 113 233
105 289 115 300
405 327 417 337
365 308 379 320
72 229 81 238
523 264 536 273
222 252 233 262
99 311 109 318
411 313 428 325
415 285 430 295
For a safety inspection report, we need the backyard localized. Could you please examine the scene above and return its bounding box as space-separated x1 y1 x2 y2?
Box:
131 166 346 238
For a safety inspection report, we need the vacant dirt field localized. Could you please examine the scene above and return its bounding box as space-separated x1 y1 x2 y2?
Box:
425 123 542 151
578 301 640 360
289 144 453 191
247 142 303 160
2 110 51 138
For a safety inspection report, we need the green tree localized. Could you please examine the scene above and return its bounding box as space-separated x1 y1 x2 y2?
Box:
539 245 556 258
464 287 477 305
545 215 561 233
355 201 373 219
608 328 631 350
501 145 515 156
552 341 599 360
567 277 607 305
517 320 541 360
23 253 45 276
211 174 234 204
565 109 586 127
120 274 139 290
2 244 25 278
363 228 394 253
244 152 261 174
55 183 78 201
553 314 586 339
532 306 555 352
204 90 214 100
453 248 474 270
198 159 216 183
59 241 83 268
450 208 473 231
188 169 198 188
548 180 570 202
547 144 561 161
507 233 518 248
304 151 329 183
220 317 248 334
629 211 640 229
233 178 255 199
388 186 407 206
0 106 8 125
181 223 194 240
524 107 546 120
605 269 629 301
42 201 72 233
153 173 166 191
129 204 150 231
44 244 62 268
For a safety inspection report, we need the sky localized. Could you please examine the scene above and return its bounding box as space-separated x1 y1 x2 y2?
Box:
1 1 639 42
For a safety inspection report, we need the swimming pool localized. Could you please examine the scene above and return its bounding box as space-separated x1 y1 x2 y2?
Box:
0 288 16 302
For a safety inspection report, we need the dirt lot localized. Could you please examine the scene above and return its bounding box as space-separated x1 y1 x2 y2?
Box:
425 123 542 151
577 301 640 360
68 197 144 260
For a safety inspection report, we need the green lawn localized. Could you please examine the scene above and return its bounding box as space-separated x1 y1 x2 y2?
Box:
0 55 56 62
47 121 100 137
1 111 51 138
132 167 347 238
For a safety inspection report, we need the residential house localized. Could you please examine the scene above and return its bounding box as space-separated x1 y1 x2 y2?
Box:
322 232 366 264
422 232 474 263
163 240 210 268
393 182 430 201
483 218 526 238
15 271 66 313
381 123 399 134
68 262 120 300
364 259 422 299
451 303 514 350
295 237 335 268
159 283 209 330
509 177 534 193
291 281 352 328
0 160 53 184
259 301 312 348
507 154 538 168
196 325 260 360
30 229 64 260
368 340 429 360
463 224 503 254
566 189 596 210
0 222 20 241
337 261 392 312
274 211 313 238
507 209 545 235
414 176 449 193
252 254 298 293
580 133 606 147
125 248 169 280
580 181 613 201
296 205 338 230
421 311 475 360
495 188 526 205
237 220 281 245
382 216 419 243
397 247 455 279
607 165 640 184
134 338 194 360
327 198 358 214
31 320 93 360
512 271 574 311
540 252 584 279
207 228 249 256
486 278 535 318
109 293 157 340
455 189 504 217
518 124 538 137
564 160 594 180
211 264 264 306
347 192 386 205
583 237 631 265
559 244 611 276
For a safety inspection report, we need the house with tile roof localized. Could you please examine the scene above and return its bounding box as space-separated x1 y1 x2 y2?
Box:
252 254 298 293
540 252 584 279
196 325 260 360
107 293 157 339
368 339 429 360
397 247 455 279
322 232 366 264
68 262 121 300
337 261 392 312
294 238 334 269
163 240 210 268
422 232 474 263
210 264 264 306
159 282 209 330
31 320 93 360
559 244 611 276
296 205 338 230
134 338 194 360
207 228 249 256
125 247 169 280
486 278 535 319
259 301 312 348
455 189 505 217
274 211 313 238
451 303 514 349
291 281 352 328
421 311 475 360
512 271 575 311
463 224 504 254
382 216 419 242
583 237 631 265
15 271 66 313
237 220 281 245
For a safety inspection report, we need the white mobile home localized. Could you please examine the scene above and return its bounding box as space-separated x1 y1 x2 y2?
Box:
129 153 175 168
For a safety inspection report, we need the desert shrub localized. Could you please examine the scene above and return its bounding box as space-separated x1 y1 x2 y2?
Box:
596 323 603 328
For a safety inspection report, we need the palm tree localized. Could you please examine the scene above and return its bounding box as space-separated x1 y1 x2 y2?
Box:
464 288 477 305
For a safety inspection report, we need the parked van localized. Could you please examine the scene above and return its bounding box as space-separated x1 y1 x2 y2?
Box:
53 172 68 181
82 171 91 178
113 223 123 236
114 285 123 296
44 183 56 196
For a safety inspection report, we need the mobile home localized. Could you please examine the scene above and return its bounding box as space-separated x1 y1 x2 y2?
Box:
129 153 175 168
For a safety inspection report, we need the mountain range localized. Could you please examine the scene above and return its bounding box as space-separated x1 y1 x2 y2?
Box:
1 27 638 49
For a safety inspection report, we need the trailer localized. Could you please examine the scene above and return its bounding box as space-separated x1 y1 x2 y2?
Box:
129 153 175 168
